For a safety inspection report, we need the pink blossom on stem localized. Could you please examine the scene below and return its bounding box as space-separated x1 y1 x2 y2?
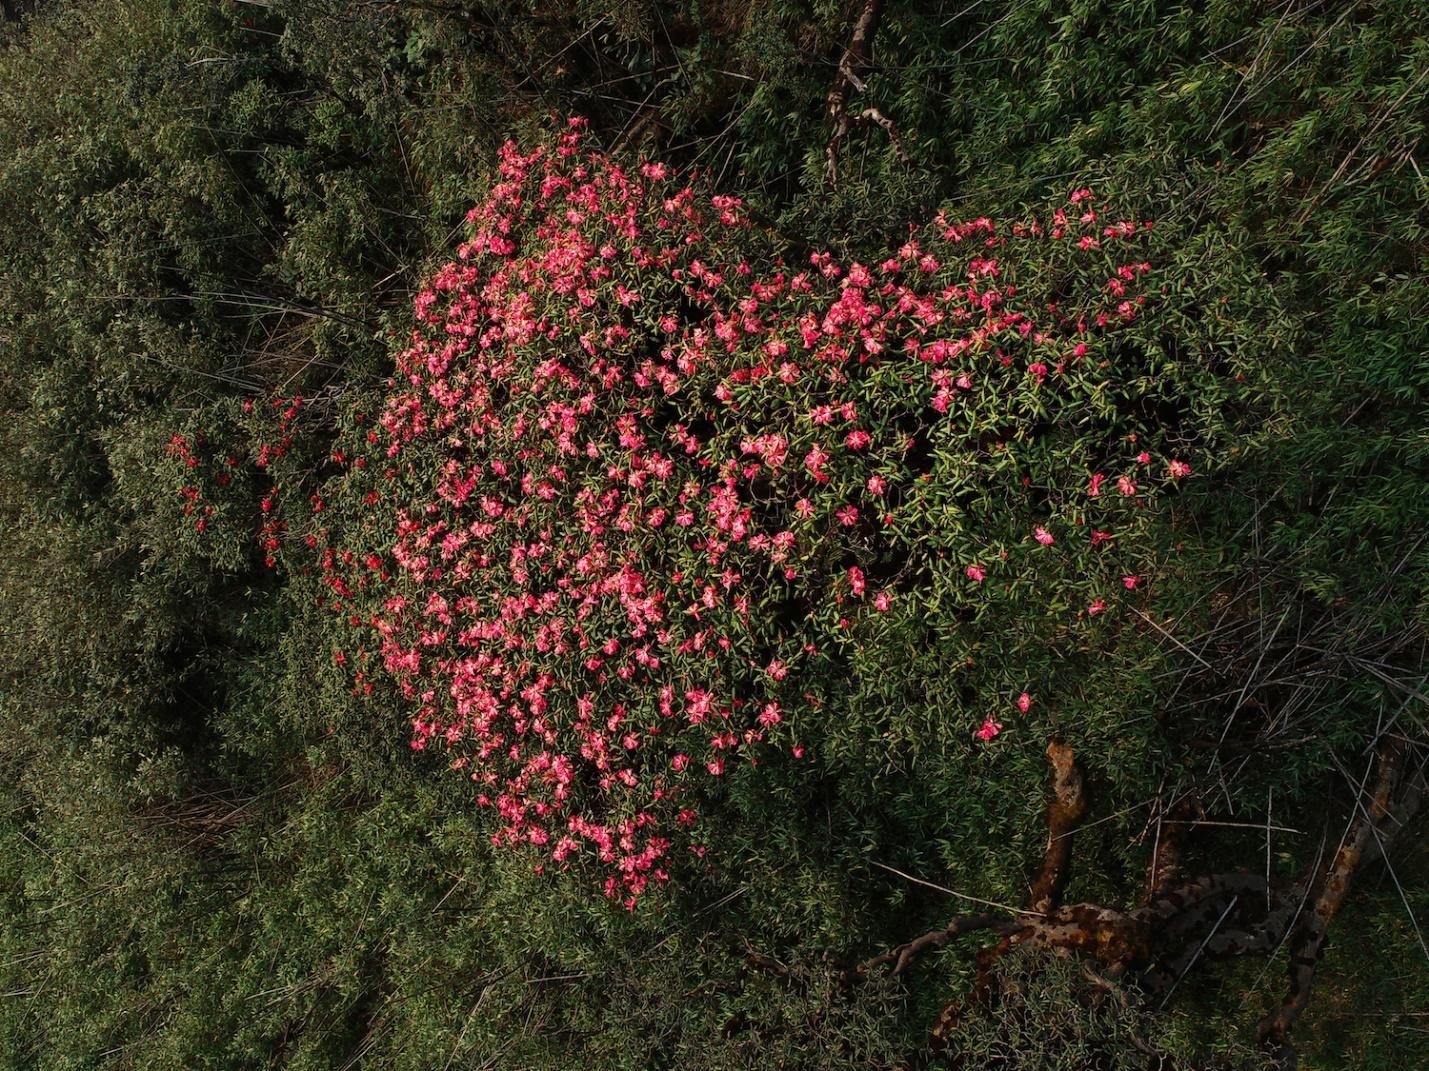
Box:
847 566 866 596
975 716 1002 741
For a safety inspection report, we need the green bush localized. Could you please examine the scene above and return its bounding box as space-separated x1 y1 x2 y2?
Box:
305 122 1252 909
0 1 1424 1068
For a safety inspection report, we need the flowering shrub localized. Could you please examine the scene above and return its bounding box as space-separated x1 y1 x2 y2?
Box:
314 120 1203 907
144 391 328 577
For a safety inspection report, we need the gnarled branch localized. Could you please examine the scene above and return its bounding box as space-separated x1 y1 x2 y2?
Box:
859 737 1423 1062
1257 740 1418 1059
825 0 909 186
1028 739 1088 915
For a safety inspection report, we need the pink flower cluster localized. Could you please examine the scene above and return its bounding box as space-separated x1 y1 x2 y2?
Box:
313 121 1193 906
163 429 245 534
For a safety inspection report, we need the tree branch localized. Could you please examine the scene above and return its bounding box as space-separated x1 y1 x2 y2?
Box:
824 0 889 186
1258 740 1413 1060
1028 739 1088 915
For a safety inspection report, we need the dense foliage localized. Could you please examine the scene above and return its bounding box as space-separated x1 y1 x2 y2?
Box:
313 122 1212 908
1 1 1424 1069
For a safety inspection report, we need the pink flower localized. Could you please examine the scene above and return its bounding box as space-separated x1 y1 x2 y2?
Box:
794 498 815 519
672 754 689 771
866 474 887 495
1123 575 1140 590
1168 459 1192 478
1017 692 1033 713
1088 472 1105 497
966 564 986 582
706 757 725 776
844 429 872 450
975 716 1002 741
1087 598 1107 616
766 659 788 681
872 591 891 612
836 504 859 526
1034 526 1055 546
1117 475 1138 496
847 565 866 596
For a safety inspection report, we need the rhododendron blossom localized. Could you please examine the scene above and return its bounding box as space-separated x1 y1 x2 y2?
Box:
302 122 1201 907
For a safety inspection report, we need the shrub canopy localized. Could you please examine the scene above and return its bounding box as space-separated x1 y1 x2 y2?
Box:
318 121 1210 906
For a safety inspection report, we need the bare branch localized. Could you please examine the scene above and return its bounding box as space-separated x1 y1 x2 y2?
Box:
825 0 899 186
1028 740 1087 915
1257 740 1408 1055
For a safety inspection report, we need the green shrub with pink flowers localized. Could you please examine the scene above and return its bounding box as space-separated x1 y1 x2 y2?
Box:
3 4 1426 1069
297 121 1225 907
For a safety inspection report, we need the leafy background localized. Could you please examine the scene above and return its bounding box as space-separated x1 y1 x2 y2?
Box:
0 1 1424 1068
